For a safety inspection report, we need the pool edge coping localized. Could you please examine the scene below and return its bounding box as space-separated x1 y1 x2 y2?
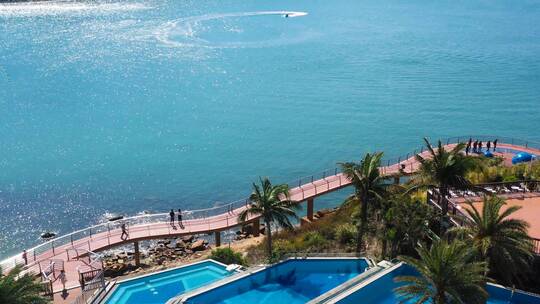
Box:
322 262 540 304
100 259 230 304
307 264 383 304
175 257 372 304
321 261 405 304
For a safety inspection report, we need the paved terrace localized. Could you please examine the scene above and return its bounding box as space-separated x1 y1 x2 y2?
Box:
443 181 540 254
0 137 539 299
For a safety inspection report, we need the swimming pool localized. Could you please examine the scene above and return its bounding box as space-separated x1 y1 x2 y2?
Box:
333 263 540 304
104 260 232 304
182 258 369 304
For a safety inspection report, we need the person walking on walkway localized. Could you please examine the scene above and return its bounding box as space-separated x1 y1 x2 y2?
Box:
478 140 483 152
169 209 175 226
178 208 184 229
493 139 498 151
465 144 470 155
468 137 472 148
121 223 129 240
487 141 491 151
473 140 478 153
59 269 68 299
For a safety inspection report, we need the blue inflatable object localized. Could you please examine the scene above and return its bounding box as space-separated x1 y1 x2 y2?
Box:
484 151 494 158
512 152 536 164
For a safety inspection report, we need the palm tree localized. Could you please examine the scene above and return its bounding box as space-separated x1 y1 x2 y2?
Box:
395 239 488 304
450 195 533 284
0 265 49 304
239 177 299 257
340 152 386 253
414 138 473 232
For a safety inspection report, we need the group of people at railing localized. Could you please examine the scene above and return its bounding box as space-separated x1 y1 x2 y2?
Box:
169 209 184 229
117 208 186 241
464 137 498 155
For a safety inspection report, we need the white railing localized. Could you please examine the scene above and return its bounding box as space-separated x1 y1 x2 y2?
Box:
2 136 538 275
0 199 249 273
66 248 103 273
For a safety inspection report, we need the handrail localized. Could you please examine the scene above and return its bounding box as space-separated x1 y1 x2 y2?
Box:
41 261 56 282
0 200 249 272
532 238 540 255
67 248 103 273
2 135 539 273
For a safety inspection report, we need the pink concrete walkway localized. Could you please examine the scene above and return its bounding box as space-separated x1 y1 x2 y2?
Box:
4 141 540 295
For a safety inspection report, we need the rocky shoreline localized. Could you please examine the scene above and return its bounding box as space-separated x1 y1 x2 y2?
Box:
102 224 266 279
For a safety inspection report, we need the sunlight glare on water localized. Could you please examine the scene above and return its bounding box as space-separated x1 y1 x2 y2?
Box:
0 0 539 258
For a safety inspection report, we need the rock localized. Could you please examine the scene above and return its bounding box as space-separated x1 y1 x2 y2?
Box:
190 239 205 251
182 235 194 243
185 249 193 255
242 225 253 235
235 233 247 241
176 240 186 248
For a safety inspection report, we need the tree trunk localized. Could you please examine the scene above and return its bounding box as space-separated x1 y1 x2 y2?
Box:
356 193 368 253
265 219 273 258
439 186 448 234
381 235 387 258
435 288 446 304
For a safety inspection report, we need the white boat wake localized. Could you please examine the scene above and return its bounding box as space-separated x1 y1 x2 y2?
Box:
154 11 309 49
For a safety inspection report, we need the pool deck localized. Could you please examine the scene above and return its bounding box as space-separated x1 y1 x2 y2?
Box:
2 140 539 303
455 195 540 239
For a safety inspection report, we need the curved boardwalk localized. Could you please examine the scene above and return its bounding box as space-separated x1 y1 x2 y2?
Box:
2 140 539 293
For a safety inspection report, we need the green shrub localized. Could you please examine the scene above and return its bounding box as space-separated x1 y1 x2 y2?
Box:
273 239 298 253
303 231 327 249
502 175 519 182
209 247 246 266
318 224 336 240
335 223 357 245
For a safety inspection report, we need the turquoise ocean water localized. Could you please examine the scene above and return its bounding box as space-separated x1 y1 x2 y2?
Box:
1 0 539 258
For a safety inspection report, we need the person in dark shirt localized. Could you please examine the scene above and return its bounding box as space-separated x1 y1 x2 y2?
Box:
121 223 129 240
178 208 184 229
169 209 175 226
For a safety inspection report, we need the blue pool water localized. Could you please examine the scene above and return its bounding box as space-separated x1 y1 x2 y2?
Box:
184 258 369 303
104 260 231 304
1 0 540 258
336 264 540 304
